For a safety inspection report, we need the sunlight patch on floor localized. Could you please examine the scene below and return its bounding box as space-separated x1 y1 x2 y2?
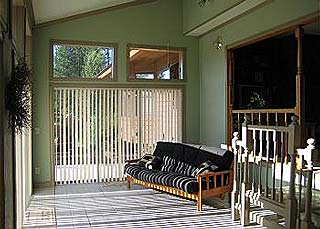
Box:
23 182 266 228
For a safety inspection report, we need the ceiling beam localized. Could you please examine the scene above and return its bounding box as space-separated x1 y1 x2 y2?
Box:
24 0 35 29
185 0 271 37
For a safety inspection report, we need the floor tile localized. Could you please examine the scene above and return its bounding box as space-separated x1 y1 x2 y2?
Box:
24 182 265 229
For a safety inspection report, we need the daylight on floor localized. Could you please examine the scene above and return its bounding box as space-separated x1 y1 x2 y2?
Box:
0 0 320 228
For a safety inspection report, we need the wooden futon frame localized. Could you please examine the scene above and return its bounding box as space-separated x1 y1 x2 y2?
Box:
126 159 233 211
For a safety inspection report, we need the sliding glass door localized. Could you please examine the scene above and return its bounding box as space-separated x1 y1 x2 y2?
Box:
53 87 183 184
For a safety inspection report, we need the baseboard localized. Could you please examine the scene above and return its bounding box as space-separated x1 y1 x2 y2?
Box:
33 181 54 189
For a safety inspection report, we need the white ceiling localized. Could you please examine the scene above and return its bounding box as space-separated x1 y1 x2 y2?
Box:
31 0 136 25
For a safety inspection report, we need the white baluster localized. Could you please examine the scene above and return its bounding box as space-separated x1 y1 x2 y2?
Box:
231 132 240 221
240 116 250 226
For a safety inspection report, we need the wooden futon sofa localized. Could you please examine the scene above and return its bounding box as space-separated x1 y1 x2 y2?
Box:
124 142 234 210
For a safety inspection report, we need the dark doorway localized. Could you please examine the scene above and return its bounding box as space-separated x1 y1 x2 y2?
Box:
233 33 297 110
228 20 320 146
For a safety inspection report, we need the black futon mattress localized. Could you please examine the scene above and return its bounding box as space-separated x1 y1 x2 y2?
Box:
125 142 233 194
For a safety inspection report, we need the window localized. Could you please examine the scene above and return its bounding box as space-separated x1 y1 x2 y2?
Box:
128 46 184 81
52 41 116 80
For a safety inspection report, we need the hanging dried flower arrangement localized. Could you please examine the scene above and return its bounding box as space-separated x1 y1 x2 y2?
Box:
6 60 32 133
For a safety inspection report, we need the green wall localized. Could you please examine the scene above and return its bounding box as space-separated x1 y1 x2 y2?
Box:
33 0 318 184
193 0 319 146
32 0 199 185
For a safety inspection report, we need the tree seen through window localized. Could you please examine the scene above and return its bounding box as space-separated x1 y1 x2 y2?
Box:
53 43 114 79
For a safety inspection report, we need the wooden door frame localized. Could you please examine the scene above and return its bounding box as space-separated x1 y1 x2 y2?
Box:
226 50 234 144
226 15 319 144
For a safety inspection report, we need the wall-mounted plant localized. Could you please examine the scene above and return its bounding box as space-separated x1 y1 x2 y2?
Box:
6 59 32 133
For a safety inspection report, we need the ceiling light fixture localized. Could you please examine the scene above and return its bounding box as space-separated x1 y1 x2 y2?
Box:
198 0 212 8
214 36 224 50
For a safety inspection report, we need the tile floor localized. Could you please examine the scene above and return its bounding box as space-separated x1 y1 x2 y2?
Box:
23 182 267 229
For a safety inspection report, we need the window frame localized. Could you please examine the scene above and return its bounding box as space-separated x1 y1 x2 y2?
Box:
134 72 155 80
49 39 118 82
127 44 186 82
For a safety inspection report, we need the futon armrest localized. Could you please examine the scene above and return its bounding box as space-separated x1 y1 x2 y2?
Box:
197 170 233 191
125 159 140 164
197 170 232 178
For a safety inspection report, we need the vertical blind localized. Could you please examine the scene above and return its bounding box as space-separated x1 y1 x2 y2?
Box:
53 87 183 184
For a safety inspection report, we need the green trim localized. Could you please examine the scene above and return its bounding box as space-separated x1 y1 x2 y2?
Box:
49 82 186 89
49 86 54 185
33 181 54 189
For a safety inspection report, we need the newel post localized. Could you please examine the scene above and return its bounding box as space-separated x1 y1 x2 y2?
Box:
286 115 301 229
295 26 305 125
231 132 240 221
300 138 317 229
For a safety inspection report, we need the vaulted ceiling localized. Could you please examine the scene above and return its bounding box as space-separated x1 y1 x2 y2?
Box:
26 0 320 34
29 0 153 26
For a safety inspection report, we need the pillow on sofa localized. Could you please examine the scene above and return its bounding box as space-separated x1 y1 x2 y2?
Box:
184 164 198 176
145 156 162 170
161 155 176 172
137 154 155 167
174 160 186 174
174 161 197 177
191 160 219 177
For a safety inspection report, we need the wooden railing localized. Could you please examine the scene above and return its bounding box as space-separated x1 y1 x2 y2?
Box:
231 116 319 228
231 116 301 226
230 108 297 144
297 138 319 229
231 109 320 144
232 108 297 128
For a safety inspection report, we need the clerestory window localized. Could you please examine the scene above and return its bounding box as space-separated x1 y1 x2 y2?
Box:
128 45 185 81
51 41 116 80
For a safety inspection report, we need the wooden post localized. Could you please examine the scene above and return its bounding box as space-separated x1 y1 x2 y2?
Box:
305 138 318 163
301 162 314 229
295 26 305 126
227 50 235 144
231 132 240 221
300 139 316 229
197 175 203 211
240 148 250 226
297 152 304 228
286 116 301 229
